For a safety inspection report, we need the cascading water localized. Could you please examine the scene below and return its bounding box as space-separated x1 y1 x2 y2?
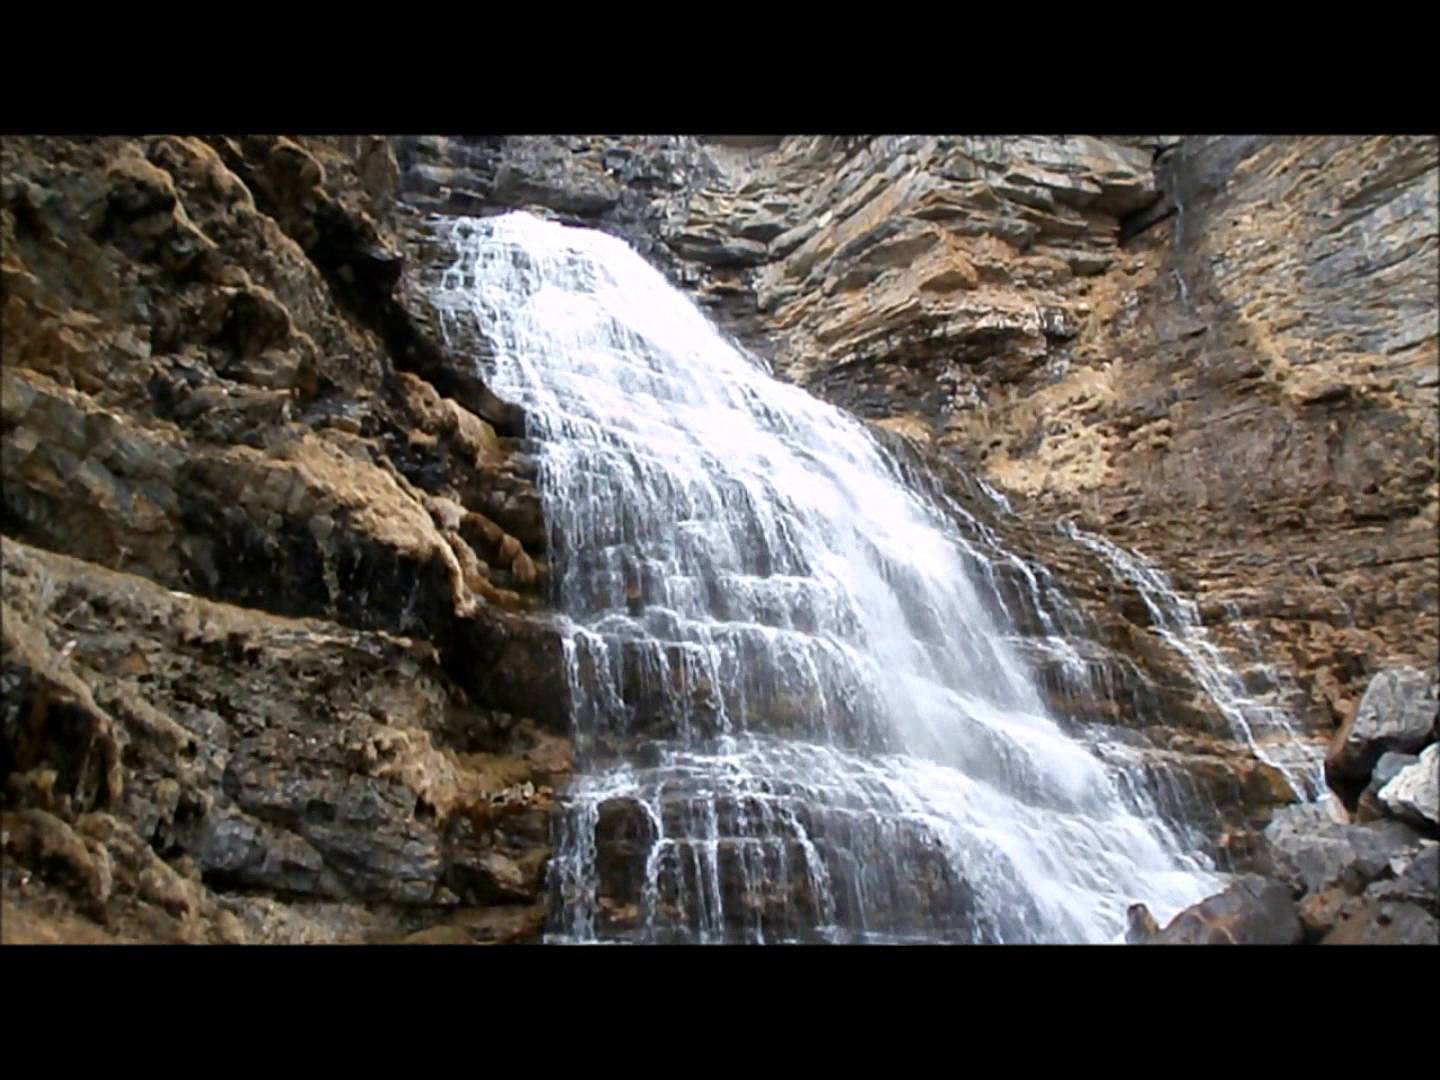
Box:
1059 522 1326 800
434 210 1226 943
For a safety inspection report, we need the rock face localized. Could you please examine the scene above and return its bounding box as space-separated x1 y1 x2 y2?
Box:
1 135 567 943
395 134 1437 858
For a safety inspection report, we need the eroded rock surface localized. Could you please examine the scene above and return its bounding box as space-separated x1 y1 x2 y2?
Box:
2 135 567 943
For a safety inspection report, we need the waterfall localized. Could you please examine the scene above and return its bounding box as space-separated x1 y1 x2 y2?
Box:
433 210 1224 943
1059 522 1326 801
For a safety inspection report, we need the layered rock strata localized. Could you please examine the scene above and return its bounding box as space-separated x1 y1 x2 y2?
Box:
1 135 566 942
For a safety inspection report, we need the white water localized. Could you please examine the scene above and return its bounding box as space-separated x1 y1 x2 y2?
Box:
1060 522 1326 800
434 210 1223 943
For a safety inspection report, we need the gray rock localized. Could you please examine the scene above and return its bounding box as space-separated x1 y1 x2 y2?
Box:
1149 875 1302 945
734 213 788 243
1320 900 1438 945
1364 842 1439 916
1265 802 1425 894
1357 750 1423 821
1373 751 1421 790
1326 667 1437 781
493 161 620 217
1378 743 1439 829
665 231 770 267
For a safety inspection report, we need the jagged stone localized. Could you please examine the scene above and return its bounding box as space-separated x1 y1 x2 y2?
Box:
0 135 567 944
1378 743 1440 829
1357 750 1423 821
1327 667 1438 782
1264 801 1426 895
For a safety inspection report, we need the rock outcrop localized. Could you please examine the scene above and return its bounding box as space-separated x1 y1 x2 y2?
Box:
1 135 567 943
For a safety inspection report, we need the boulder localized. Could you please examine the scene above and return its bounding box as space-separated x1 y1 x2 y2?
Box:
1264 802 1425 894
1148 875 1302 945
1363 843 1439 916
1377 744 1440 830
1320 900 1438 945
1357 751 1422 821
1326 667 1437 782
1373 750 1422 789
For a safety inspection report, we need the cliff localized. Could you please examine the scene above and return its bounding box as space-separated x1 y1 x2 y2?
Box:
2 136 564 942
2 133 1435 943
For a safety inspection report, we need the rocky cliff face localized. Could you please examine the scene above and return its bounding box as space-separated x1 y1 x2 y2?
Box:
3 133 1435 943
2 136 566 942
394 132 1436 752
392 133 1433 835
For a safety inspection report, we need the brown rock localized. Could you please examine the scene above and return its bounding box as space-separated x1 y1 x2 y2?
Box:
1149 875 1303 945
1298 887 1356 942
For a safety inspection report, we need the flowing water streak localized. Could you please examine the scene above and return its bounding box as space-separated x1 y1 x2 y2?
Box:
433 210 1223 943
1058 522 1326 799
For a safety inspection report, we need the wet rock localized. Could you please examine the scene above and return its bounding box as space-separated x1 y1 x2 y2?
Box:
392 139 1438 867
7 130 1436 944
1125 902 1160 943
1148 875 1302 945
